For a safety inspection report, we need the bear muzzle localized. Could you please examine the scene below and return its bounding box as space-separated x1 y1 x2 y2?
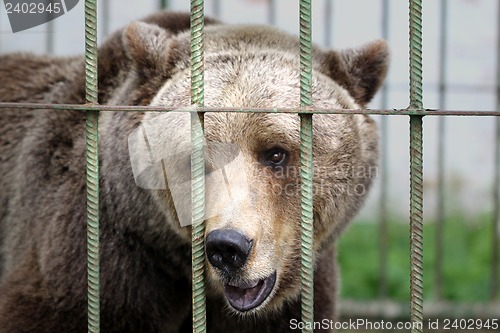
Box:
205 229 277 312
223 271 277 312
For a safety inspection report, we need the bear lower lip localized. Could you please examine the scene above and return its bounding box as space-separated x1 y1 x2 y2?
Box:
223 271 277 312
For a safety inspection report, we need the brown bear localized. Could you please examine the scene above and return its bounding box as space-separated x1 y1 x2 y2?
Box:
0 11 388 333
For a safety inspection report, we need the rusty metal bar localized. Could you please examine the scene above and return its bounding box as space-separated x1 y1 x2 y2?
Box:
409 0 424 332
409 115 424 333
2 103 500 116
378 0 389 300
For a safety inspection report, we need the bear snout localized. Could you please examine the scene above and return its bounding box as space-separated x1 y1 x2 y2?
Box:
205 229 254 274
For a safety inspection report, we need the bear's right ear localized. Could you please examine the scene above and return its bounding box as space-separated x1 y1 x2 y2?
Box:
322 40 389 107
123 21 176 76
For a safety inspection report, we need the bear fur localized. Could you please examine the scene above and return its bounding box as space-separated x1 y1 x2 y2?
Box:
0 11 388 333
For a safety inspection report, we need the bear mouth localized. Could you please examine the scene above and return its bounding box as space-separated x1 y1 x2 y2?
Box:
223 271 277 312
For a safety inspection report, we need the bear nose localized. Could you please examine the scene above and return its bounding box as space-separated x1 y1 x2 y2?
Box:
206 229 253 273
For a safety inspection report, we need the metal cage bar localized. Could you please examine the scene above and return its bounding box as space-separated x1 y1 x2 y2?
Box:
268 0 276 25
492 0 500 302
213 0 221 18
409 0 424 332
45 20 54 54
435 0 448 301
2 102 500 116
84 0 100 332
324 0 333 47
190 1 207 333
378 0 390 300
101 0 110 39
299 1 314 332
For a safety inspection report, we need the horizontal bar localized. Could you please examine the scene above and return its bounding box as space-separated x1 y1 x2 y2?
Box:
339 300 500 321
1 103 500 116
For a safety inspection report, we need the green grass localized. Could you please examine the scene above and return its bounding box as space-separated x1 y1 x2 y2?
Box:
338 214 494 301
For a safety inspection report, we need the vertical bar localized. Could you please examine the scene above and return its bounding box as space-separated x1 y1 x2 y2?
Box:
324 0 333 47
213 0 221 18
101 0 110 39
409 0 424 332
85 0 100 332
378 0 389 300
492 0 500 301
160 0 169 9
299 1 314 332
493 112 500 301
46 20 54 54
435 0 448 301
190 1 206 333
268 0 276 25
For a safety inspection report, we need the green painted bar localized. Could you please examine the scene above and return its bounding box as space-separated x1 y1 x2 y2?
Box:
85 0 100 333
409 0 424 332
190 1 207 333
299 0 314 332
409 115 424 332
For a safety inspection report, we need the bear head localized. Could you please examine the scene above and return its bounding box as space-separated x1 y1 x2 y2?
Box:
120 19 388 315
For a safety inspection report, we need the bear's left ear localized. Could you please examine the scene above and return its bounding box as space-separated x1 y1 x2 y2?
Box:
122 21 176 76
322 40 389 106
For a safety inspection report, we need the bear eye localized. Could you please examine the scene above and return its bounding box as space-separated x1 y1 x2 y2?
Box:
269 151 285 164
260 147 289 168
